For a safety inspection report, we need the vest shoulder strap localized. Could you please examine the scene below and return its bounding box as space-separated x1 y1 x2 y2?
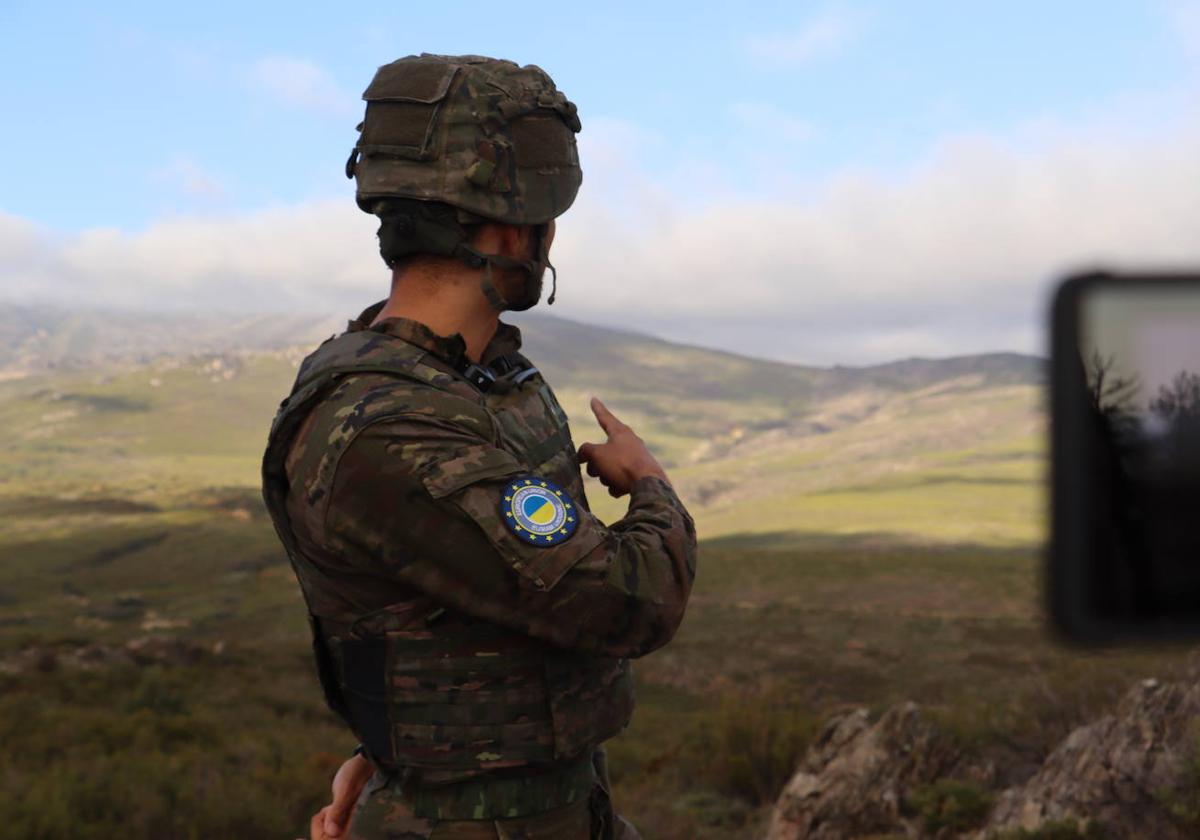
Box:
274 331 427 434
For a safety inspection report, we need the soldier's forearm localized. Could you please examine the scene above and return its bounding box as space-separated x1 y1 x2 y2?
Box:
593 476 698 656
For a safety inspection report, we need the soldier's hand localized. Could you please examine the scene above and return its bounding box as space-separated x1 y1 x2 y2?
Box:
309 753 374 839
577 397 669 498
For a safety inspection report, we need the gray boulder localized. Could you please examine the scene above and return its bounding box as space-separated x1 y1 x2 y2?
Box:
984 678 1200 838
766 702 968 839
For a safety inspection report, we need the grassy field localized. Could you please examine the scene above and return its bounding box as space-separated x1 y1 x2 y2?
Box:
0 330 1191 839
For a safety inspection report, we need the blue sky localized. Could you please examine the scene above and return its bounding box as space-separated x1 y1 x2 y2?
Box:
2 1 1198 363
3 0 1191 231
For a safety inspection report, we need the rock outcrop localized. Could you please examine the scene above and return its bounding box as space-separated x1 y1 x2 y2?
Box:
766 702 970 839
768 679 1200 839
984 678 1200 839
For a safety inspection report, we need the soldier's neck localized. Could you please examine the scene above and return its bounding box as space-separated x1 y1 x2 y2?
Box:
371 268 500 363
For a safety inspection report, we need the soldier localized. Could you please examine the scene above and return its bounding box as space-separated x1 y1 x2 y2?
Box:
260 54 697 840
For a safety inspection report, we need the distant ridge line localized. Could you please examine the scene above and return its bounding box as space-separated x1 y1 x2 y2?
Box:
0 302 1042 381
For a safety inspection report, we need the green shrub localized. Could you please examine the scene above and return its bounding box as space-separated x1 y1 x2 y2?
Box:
684 692 819 806
992 818 1107 839
669 790 750 828
905 777 993 833
1157 722 1200 832
0 653 347 840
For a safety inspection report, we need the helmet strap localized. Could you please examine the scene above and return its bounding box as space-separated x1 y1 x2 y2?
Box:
457 222 556 312
479 261 509 311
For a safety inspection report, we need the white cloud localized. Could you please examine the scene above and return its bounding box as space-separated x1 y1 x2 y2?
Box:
249 55 355 115
573 118 678 234
3 97 1199 366
545 100 1200 363
0 218 58 319
0 214 44 266
744 5 870 65
1 202 384 312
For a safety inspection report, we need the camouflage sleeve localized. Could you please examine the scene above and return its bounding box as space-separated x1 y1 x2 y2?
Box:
322 414 698 659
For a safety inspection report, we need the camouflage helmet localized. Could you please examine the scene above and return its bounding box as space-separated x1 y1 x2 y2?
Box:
346 53 582 226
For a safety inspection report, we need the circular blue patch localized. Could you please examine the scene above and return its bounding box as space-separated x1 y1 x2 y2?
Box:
502 476 578 546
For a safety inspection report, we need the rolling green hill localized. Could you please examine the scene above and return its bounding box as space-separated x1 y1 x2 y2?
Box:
0 306 1045 545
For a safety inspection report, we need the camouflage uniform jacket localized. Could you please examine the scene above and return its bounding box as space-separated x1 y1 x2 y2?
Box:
261 300 697 818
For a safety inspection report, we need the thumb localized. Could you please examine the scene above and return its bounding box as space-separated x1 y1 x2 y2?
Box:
324 800 353 837
311 806 331 839
577 442 595 463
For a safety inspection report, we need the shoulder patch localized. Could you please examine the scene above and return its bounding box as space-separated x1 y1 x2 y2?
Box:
502 476 578 546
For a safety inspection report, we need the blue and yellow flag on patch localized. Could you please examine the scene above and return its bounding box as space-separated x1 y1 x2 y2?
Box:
502 476 578 546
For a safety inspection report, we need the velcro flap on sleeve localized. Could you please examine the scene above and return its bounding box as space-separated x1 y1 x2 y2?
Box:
451 481 605 591
501 527 605 592
420 445 523 499
420 447 605 592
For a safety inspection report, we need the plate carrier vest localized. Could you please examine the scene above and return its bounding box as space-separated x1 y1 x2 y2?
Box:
260 328 634 788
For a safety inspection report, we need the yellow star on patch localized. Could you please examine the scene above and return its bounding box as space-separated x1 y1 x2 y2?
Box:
523 479 532 485
539 481 547 487
505 512 512 518
504 495 512 501
544 535 553 541
554 490 562 496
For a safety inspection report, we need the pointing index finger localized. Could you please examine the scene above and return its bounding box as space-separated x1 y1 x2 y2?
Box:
590 397 625 435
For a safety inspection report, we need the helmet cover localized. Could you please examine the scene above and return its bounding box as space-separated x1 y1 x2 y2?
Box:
347 53 582 226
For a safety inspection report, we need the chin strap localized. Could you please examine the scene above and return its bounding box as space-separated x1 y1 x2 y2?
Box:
456 223 556 312
473 253 533 312
482 263 508 311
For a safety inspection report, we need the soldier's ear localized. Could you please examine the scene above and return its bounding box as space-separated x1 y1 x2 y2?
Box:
466 221 509 256
495 223 534 260
465 221 534 261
